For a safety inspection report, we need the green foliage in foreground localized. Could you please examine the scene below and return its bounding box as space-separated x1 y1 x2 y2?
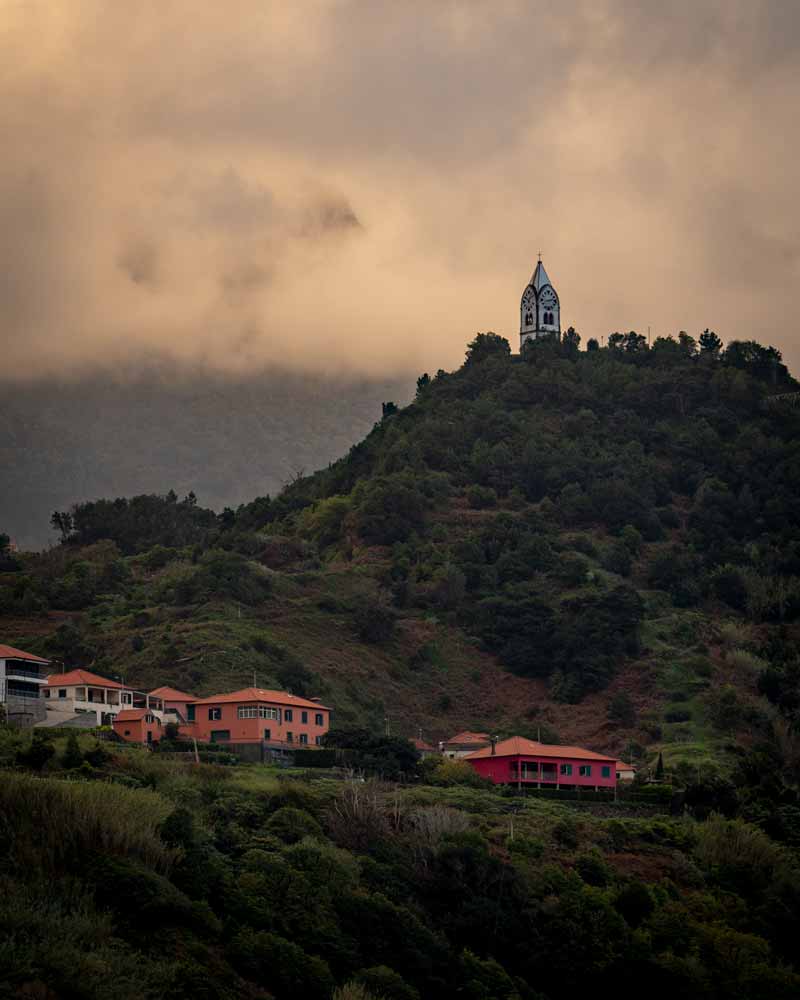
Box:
3 742 800 1000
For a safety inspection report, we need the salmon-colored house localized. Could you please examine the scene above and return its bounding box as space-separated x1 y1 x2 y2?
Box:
465 736 617 790
184 687 331 747
113 709 162 745
148 686 196 723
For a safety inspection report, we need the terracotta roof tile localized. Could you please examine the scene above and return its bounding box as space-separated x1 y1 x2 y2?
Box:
0 644 49 664
189 687 332 711
47 669 125 689
114 709 155 722
465 736 616 762
444 731 491 746
149 686 196 701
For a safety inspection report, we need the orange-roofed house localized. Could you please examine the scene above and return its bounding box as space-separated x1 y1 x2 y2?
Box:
44 669 164 726
148 686 196 724
0 644 49 726
440 731 491 758
113 709 163 745
184 688 332 748
464 736 618 790
616 761 637 782
412 737 438 759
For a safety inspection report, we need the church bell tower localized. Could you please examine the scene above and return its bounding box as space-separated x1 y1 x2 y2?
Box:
520 257 560 350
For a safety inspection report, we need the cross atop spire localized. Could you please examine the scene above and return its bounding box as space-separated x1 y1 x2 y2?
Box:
538 251 543 261
530 259 552 290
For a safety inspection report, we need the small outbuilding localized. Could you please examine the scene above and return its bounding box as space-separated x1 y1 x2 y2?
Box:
112 709 162 745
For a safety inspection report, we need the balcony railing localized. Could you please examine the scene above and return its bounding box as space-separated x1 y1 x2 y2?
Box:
5 688 43 700
5 666 46 681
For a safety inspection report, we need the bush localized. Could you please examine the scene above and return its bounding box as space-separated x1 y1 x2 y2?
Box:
355 966 420 1000
61 733 84 770
466 485 498 510
265 806 323 844
664 707 692 723
607 691 636 728
354 599 396 644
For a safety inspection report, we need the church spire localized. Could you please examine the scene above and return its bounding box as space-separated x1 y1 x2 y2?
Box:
520 257 561 350
530 259 552 291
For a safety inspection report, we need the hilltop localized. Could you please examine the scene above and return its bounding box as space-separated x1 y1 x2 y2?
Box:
3 330 800 778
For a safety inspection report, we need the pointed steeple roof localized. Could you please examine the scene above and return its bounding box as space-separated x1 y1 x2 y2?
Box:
530 259 552 290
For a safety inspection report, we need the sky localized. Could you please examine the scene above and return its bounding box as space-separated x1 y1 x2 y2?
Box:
1 0 799 379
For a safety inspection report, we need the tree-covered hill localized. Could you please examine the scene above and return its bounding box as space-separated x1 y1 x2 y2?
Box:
3 330 800 780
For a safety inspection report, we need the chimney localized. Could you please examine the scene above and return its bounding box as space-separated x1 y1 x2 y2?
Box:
490 736 497 755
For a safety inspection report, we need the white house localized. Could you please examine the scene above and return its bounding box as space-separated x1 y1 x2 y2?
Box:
0 644 49 726
43 669 164 726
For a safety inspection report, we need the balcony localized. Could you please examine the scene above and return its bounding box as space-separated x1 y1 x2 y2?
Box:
5 665 47 683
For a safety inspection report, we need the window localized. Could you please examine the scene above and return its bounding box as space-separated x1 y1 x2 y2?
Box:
187 704 195 722
286 731 293 743
124 729 131 736
315 736 321 746
263 728 271 741
299 734 308 745
315 713 323 726
44 689 50 698
601 766 611 779
238 705 258 719
259 706 279 720
284 709 293 722
145 714 154 723
121 692 132 704
208 707 222 721
560 763 572 776
59 689 67 698
579 765 592 777
301 711 308 724
210 730 230 743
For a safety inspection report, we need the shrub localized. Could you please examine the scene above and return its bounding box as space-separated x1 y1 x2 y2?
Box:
354 599 396 644
711 564 749 611
664 707 692 723
265 806 323 844
61 732 84 770
607 691 636 728
355 966 420 1000
466 485 498 510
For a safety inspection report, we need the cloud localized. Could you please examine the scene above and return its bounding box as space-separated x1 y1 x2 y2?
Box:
1 0 799 379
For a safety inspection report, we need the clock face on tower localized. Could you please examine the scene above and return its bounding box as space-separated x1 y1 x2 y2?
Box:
540 287 557 308
521 288 534 307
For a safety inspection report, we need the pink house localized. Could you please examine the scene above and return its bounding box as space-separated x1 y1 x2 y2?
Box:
148 686 196 723
464 736 617 790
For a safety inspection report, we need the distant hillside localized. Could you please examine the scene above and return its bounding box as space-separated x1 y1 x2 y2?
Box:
0 366 409 549
3 331 800 780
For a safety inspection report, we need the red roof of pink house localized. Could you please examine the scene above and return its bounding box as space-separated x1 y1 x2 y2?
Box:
465 736 616 762
0 644 49 664
444 731 491 746
189 687 332 711
114 709 159 723
47 669 125 689
149 686 196 701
